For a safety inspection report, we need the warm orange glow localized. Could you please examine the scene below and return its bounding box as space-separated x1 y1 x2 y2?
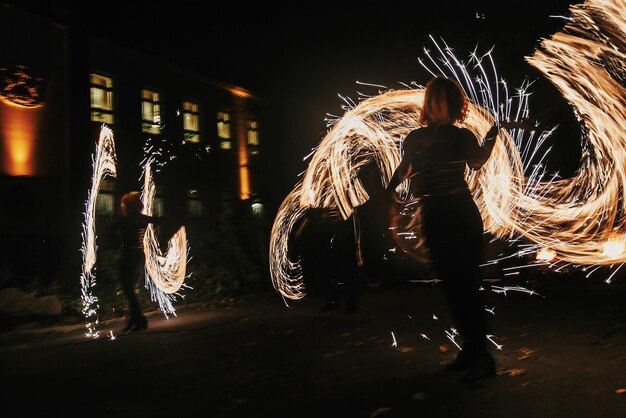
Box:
536 247 557 262
233 99 251 200
0 99 41 176
239 165 251 200
602 235 626 259
229 87 252 98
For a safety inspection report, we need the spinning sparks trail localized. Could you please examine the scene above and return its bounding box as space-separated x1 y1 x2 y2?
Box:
269 0 626 300
142 161 189 317
80 126 117 338
80 126 190 336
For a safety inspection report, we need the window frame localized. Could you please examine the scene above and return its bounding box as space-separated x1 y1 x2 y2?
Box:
182 100 201 143
141 88 163 135
90 72 115 125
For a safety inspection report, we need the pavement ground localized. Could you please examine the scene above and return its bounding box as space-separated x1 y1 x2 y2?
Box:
1 274 625 417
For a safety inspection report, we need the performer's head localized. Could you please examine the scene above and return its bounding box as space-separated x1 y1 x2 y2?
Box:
420 76 468 126
120 191 143 216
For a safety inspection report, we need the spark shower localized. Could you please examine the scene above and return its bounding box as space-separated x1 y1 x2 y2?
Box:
269 0 626 300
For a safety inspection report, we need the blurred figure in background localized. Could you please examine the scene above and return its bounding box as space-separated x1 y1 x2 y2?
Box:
110 191 161 332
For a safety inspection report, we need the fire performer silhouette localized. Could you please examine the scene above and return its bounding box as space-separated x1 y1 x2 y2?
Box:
386 76 527 383
110 191 162 332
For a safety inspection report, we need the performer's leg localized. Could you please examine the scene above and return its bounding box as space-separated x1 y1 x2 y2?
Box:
119 249 147 331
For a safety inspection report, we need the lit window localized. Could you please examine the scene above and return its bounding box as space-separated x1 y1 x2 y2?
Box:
247 120 259 155
183 101 200 143
95 179 116 217
217 111 231 150
142 89 162 134
187 189 203 217
90 73 114 124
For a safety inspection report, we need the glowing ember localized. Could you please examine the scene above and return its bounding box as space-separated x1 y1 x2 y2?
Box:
536 247 557 262
601 234 626 259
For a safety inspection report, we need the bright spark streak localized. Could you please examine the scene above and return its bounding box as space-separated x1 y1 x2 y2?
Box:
420 333 430 340
142 161 189 317
491 285 540 297
446 328 462 350
269 0 626 299
486 334 503 350
391 331 398 348
80 125 116 338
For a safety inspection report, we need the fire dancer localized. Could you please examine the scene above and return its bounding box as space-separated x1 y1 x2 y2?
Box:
386 76 524 383
111 191 161 332
293 207 360 314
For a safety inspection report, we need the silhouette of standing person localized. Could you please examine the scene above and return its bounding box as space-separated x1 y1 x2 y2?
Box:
111 192 161 332
386 76 525 383
293 207 360 313
354 161 392 285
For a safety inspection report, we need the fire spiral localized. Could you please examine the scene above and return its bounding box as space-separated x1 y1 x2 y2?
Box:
269 0 626 300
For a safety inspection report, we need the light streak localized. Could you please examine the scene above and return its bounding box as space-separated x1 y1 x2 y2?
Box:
490 286 540 297
79 124 191 337
142 160 189 317
80 125 117 338
420 333 430 340
391 331 398 348
269 0 626 299
446 328 462 350
486 334 503 350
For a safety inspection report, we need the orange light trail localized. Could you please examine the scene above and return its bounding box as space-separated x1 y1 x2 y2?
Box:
269 0 626 299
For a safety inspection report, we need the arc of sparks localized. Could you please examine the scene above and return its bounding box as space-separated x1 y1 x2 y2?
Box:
269 0 626 300
80 125 190 337
80 125 117 338
141 160 189 317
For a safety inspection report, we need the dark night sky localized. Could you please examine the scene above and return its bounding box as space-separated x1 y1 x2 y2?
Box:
24 0 584 209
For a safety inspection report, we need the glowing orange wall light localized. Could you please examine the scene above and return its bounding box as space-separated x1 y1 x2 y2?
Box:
0 96 42 176
231 91 251 200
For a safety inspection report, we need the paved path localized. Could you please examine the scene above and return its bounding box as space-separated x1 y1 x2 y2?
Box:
1 276 625 417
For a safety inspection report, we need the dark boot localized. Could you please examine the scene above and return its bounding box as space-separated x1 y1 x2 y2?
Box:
459 350 496 383
123 315 148 333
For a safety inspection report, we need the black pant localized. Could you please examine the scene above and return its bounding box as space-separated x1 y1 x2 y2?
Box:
420 192 488 354
119 248 146 321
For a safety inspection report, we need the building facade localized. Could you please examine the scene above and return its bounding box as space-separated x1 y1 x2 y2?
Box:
0 3 268 288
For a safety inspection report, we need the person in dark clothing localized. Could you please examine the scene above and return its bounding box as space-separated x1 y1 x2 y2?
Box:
293 207 361 313
325 213 361 313
386 76 526 383
353 161 392 284
111 191 161 333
